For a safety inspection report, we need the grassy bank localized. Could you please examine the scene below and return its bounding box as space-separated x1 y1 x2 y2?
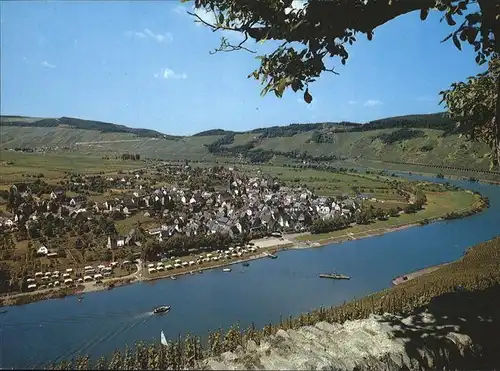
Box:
296 190 487 243
47 235 500 370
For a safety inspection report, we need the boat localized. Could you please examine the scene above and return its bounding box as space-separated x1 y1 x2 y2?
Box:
242 262 249 267
265 252 278 259
222 268 232 272
77 296 84 302
160 331 168 346
319 273 351 280
153 305 171 314
170 276 177 280
0 310 7 314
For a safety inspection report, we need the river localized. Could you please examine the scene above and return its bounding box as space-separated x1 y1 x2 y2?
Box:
1 175 499 369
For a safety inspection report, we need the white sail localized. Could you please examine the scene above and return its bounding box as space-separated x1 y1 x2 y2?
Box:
161 331 168 346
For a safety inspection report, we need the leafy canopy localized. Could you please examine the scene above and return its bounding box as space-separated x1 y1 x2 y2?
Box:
440 57 500 168
184 0 499 102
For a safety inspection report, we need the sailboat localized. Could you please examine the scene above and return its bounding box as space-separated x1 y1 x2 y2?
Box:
161 331 168 346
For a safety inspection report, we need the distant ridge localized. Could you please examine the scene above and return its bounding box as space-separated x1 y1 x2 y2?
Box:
0 115 176 139
191 113 454 136
2 111 487 173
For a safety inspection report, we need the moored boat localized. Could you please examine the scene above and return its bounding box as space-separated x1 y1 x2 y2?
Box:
242 262 249 267
265 252 278 259
222 268 231 272
153 305 171 314
319 273 351 280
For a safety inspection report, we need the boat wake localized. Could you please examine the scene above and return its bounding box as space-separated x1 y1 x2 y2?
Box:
33 313 153 369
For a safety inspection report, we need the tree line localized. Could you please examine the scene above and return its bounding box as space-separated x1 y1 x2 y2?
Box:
121 153 141 161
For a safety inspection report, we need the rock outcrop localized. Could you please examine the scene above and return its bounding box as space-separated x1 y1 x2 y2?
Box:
198 311 486 370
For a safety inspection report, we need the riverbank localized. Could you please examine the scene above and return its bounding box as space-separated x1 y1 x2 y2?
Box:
391 262 451 286
142 242 295 283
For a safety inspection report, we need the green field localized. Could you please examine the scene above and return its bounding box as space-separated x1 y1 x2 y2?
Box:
0 151 152 184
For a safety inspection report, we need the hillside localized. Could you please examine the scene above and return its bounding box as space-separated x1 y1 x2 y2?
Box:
0 115 171 139
0 113 494 171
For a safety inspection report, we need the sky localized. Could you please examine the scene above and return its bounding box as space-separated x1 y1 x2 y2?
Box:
0 0 488 135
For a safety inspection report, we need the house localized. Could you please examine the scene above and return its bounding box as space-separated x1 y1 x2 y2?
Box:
37 246 49 255
107 236 117 249
50 189 65 200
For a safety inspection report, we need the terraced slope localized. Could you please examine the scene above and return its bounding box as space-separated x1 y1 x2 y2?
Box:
0 113 494 169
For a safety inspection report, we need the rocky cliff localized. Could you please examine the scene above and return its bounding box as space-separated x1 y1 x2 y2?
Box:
198 310 491 370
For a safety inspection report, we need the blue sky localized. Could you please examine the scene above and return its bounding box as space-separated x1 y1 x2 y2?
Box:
0 1 486 135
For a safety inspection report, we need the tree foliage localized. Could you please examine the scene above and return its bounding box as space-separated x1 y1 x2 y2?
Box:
440 56 500 169
186 0 499 101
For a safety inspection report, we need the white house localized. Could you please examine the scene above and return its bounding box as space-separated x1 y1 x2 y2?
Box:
37 246 48 255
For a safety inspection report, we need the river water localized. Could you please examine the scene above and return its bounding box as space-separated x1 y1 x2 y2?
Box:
1 175 499 369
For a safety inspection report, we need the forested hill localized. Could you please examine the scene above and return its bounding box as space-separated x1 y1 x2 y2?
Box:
0 115 170 139
191 113 454 137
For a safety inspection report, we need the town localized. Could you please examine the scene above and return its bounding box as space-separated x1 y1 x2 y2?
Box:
0 162 371 297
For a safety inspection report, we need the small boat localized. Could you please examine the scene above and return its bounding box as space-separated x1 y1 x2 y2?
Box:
222 268 232 272
319 273 351 280
153 305 171 314
0 310 7 314
77 296 84 302
265 252 278 259
242 262 249 267
160 330 168 346
198 270 204 274
170 276 177 280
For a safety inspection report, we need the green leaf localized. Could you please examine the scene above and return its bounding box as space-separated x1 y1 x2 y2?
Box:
420 8 429 21
304 89 312 104
446 13 456 26
452 34 462 50
466 28 478 43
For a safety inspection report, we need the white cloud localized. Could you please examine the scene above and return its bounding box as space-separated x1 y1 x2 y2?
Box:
155 68 187 80
41 60 56 69
126 29 173 43
348 100 358 105
363 99 383 107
